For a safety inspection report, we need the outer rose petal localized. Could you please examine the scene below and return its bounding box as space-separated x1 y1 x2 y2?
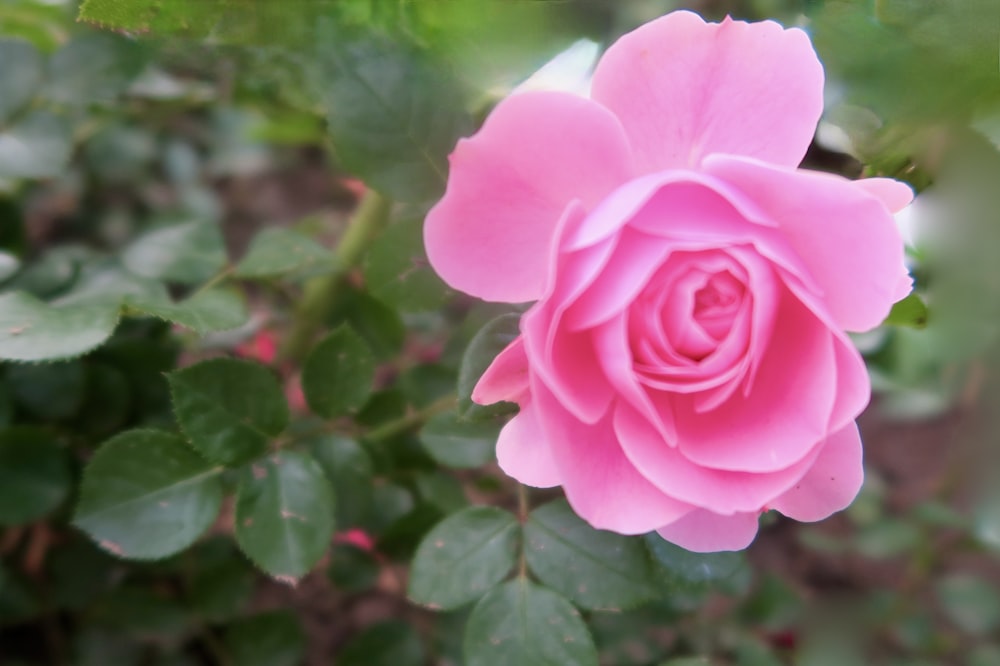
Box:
703 154 911 332
769 422 863 521
424 91 633 303
472 337 530 406
855 177 914 214
591 11 823 171
496 401 561 489
614 402 818 515
657 508 760 553
534 380 693 534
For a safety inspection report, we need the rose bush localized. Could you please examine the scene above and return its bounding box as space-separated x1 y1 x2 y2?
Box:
424 11 912 551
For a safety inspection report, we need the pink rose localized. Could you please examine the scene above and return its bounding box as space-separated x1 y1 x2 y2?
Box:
424 12 912 551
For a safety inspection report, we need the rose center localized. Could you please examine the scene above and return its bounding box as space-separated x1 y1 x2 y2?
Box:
692 271 745 341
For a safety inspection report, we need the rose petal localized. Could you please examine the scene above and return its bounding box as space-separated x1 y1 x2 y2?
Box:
522 221 619 423
472 336 530 406
769 422 863 521
424 91 633 303
828 332 871 431
534 380 693 534
855 177 914 214
592 315 679 445
566 171 778 253
656 508 760 553
563 228 672 331
703 154 911 331
615 401 818 514
591 11 824 171
672 289 836 473
496 401 561 488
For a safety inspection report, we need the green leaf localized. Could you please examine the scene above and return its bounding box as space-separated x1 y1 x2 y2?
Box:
234 450 335 581
524 499 657 610
317 28 471 202
419 411 498 469
0 291 119 361
46 538 117 611
336 620 424 666
0 427 72 525
335 289 405 360
408 506 519 611
168 358 289 466
0 39 42 123
414 470 467 515
363 218 450 311
0 382 11 428
73 430 224 559
234 227 335 280
189 557 256 622
6 360 86 420
364 481 414 535
853 519 921 559
464 578 597 666
91 585 191 640
43 32 145 107
223 611 305 666
78 0 160 31
937 574 1000 635
123 221 228 285
73 627 143 666
308 434 373 529
457 313 521 418
885 292 929 328
301 324 375 418
0 110 72 180
126 287 248 334
643 534 745 589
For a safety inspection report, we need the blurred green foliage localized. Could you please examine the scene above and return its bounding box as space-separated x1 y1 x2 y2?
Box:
0 0 997 665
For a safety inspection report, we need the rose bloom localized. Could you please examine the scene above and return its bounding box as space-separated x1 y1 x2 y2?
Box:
424 12 912 551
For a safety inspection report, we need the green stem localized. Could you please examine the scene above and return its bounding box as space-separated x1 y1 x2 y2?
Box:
190 265 235 297
281 190 392 361
517 484 529 579
363 394 456 443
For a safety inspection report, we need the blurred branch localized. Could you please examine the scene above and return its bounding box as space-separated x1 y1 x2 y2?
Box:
280 189 391 361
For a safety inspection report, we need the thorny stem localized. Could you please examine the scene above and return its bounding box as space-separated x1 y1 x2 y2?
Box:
362 394 456 443
281 190 392 361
